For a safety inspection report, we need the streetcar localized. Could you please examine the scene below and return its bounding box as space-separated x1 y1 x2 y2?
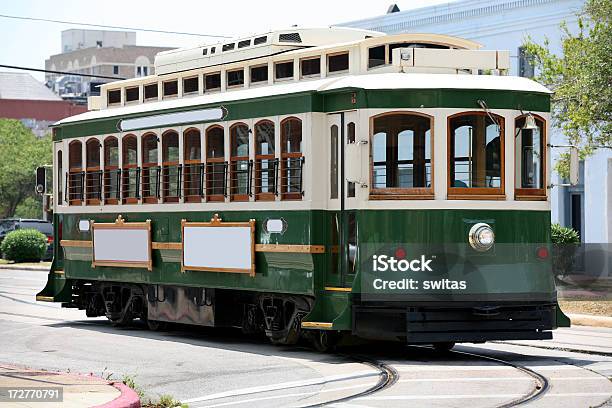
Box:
37 27 570 351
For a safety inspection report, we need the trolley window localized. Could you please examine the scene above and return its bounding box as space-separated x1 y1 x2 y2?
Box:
301 57 320 77
330 125 338 199
327 52 349 74
122 135 139 204
85 139 101 205
275 61 294 80
280 117 303 200
370 112 433 199
183 76 199 94
230 123 250 201
448 112 505 199
515 115 546 200
144 83 158 100
227 69 244 88
205 126 225 201
163 80 178 97
205 72 221 91
103 137 120 204
254 120 276 200
162 131 180 202
142 133 159 203
184 128 202 202
250 65 268 84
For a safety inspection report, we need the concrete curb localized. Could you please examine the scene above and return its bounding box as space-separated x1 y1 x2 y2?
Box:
95 381 141 408
567 313 612 328
0 264 50 271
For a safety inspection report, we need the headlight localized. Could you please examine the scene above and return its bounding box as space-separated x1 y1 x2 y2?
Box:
469 223 495 251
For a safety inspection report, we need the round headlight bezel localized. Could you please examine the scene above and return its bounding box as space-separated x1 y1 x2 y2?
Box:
469 223 495 252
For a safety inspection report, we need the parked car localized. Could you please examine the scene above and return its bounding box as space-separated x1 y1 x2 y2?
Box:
0 219 53 261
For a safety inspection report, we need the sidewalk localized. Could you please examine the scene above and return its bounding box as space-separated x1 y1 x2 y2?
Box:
0 263 51 272
568 313 612 329
0 364 140 408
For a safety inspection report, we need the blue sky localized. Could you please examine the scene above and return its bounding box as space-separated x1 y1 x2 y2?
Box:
0 0 454 81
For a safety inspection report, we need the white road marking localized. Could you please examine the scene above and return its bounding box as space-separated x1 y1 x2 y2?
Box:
183 370 379 404
358 392 612 401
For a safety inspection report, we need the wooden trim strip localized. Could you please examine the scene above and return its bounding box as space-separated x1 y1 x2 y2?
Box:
62 240 324 254
324 286 352 292
255 244 325 254
301 322 333 329
61 240 92 248
152 242 182 250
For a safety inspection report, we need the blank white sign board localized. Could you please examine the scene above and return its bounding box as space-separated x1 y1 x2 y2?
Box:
93 228 150 263
183 225 253 272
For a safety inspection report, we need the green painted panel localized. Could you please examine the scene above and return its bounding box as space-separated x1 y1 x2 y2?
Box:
54 88 549 141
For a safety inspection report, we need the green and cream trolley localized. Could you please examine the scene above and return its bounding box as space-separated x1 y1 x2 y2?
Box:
38 27 569 350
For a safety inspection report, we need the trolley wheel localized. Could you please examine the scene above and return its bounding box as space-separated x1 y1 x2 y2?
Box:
311 330 337 353
108 308 133 327
433 342 455 352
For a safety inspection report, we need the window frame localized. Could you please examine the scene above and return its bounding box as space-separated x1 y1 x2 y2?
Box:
229 122 251 201
274 60 294 82
121 135 139 204
85 138 101 205
447 111 506 200
141 132 159 203
300 56 321 78
183 128 202 203
68 140 83 205
327 51 350 75
254 119 276 201
103 136 120 205
514 114 547 200
369 111 435 200
161 130 180 203
205 125 226 202
280 116 303 200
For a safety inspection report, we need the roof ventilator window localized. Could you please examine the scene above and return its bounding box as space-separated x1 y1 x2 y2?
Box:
238 39 251 49
254 36 267 45
279 33 301 43
222 43 235 52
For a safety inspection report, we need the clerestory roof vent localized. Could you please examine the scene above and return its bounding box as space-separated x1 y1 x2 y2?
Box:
278 33 302 43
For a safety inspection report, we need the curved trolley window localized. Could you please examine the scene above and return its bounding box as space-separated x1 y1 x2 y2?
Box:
230 123 251 201
122 135 138 203
254 120 276 200
183 128 202 202
371 112 433 198
206 126 226 201
280 117 303 200
448 112 504 198
142 133 159 203
85 139 101 205
162 131 180 203
68 140 83 205
515 115 546 200
103 137 119 204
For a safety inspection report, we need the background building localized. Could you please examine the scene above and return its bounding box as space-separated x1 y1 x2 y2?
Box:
45 29 173 104
340 0 612 253
0 71 86 137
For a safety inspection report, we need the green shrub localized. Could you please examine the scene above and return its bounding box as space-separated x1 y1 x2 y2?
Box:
551 223 580 277
0 229 47 262
551 223 580 244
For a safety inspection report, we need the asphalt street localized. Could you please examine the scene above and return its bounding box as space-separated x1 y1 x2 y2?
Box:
1 267 610 408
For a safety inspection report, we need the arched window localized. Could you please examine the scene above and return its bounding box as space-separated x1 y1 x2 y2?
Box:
254 120 276 200
205 126 225 201
230 123 250 201
448 112 504 198
68 140 83 205
515 115 546 200
103 137 119 204
57 150 63 204
280 117 303 200
142 133 159 203
85 139 101 204
162 130 180 202
121 135 138 203
371 112 433 198
183 128 202 202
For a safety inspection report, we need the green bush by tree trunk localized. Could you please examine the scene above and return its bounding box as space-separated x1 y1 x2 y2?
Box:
0 229 47 262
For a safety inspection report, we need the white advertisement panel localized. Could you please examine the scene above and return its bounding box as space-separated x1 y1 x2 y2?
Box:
182 215 255 276
91 216 152 270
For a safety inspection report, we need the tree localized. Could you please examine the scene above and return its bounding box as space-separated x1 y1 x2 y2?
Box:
522 0 611 176
0 119 52 218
